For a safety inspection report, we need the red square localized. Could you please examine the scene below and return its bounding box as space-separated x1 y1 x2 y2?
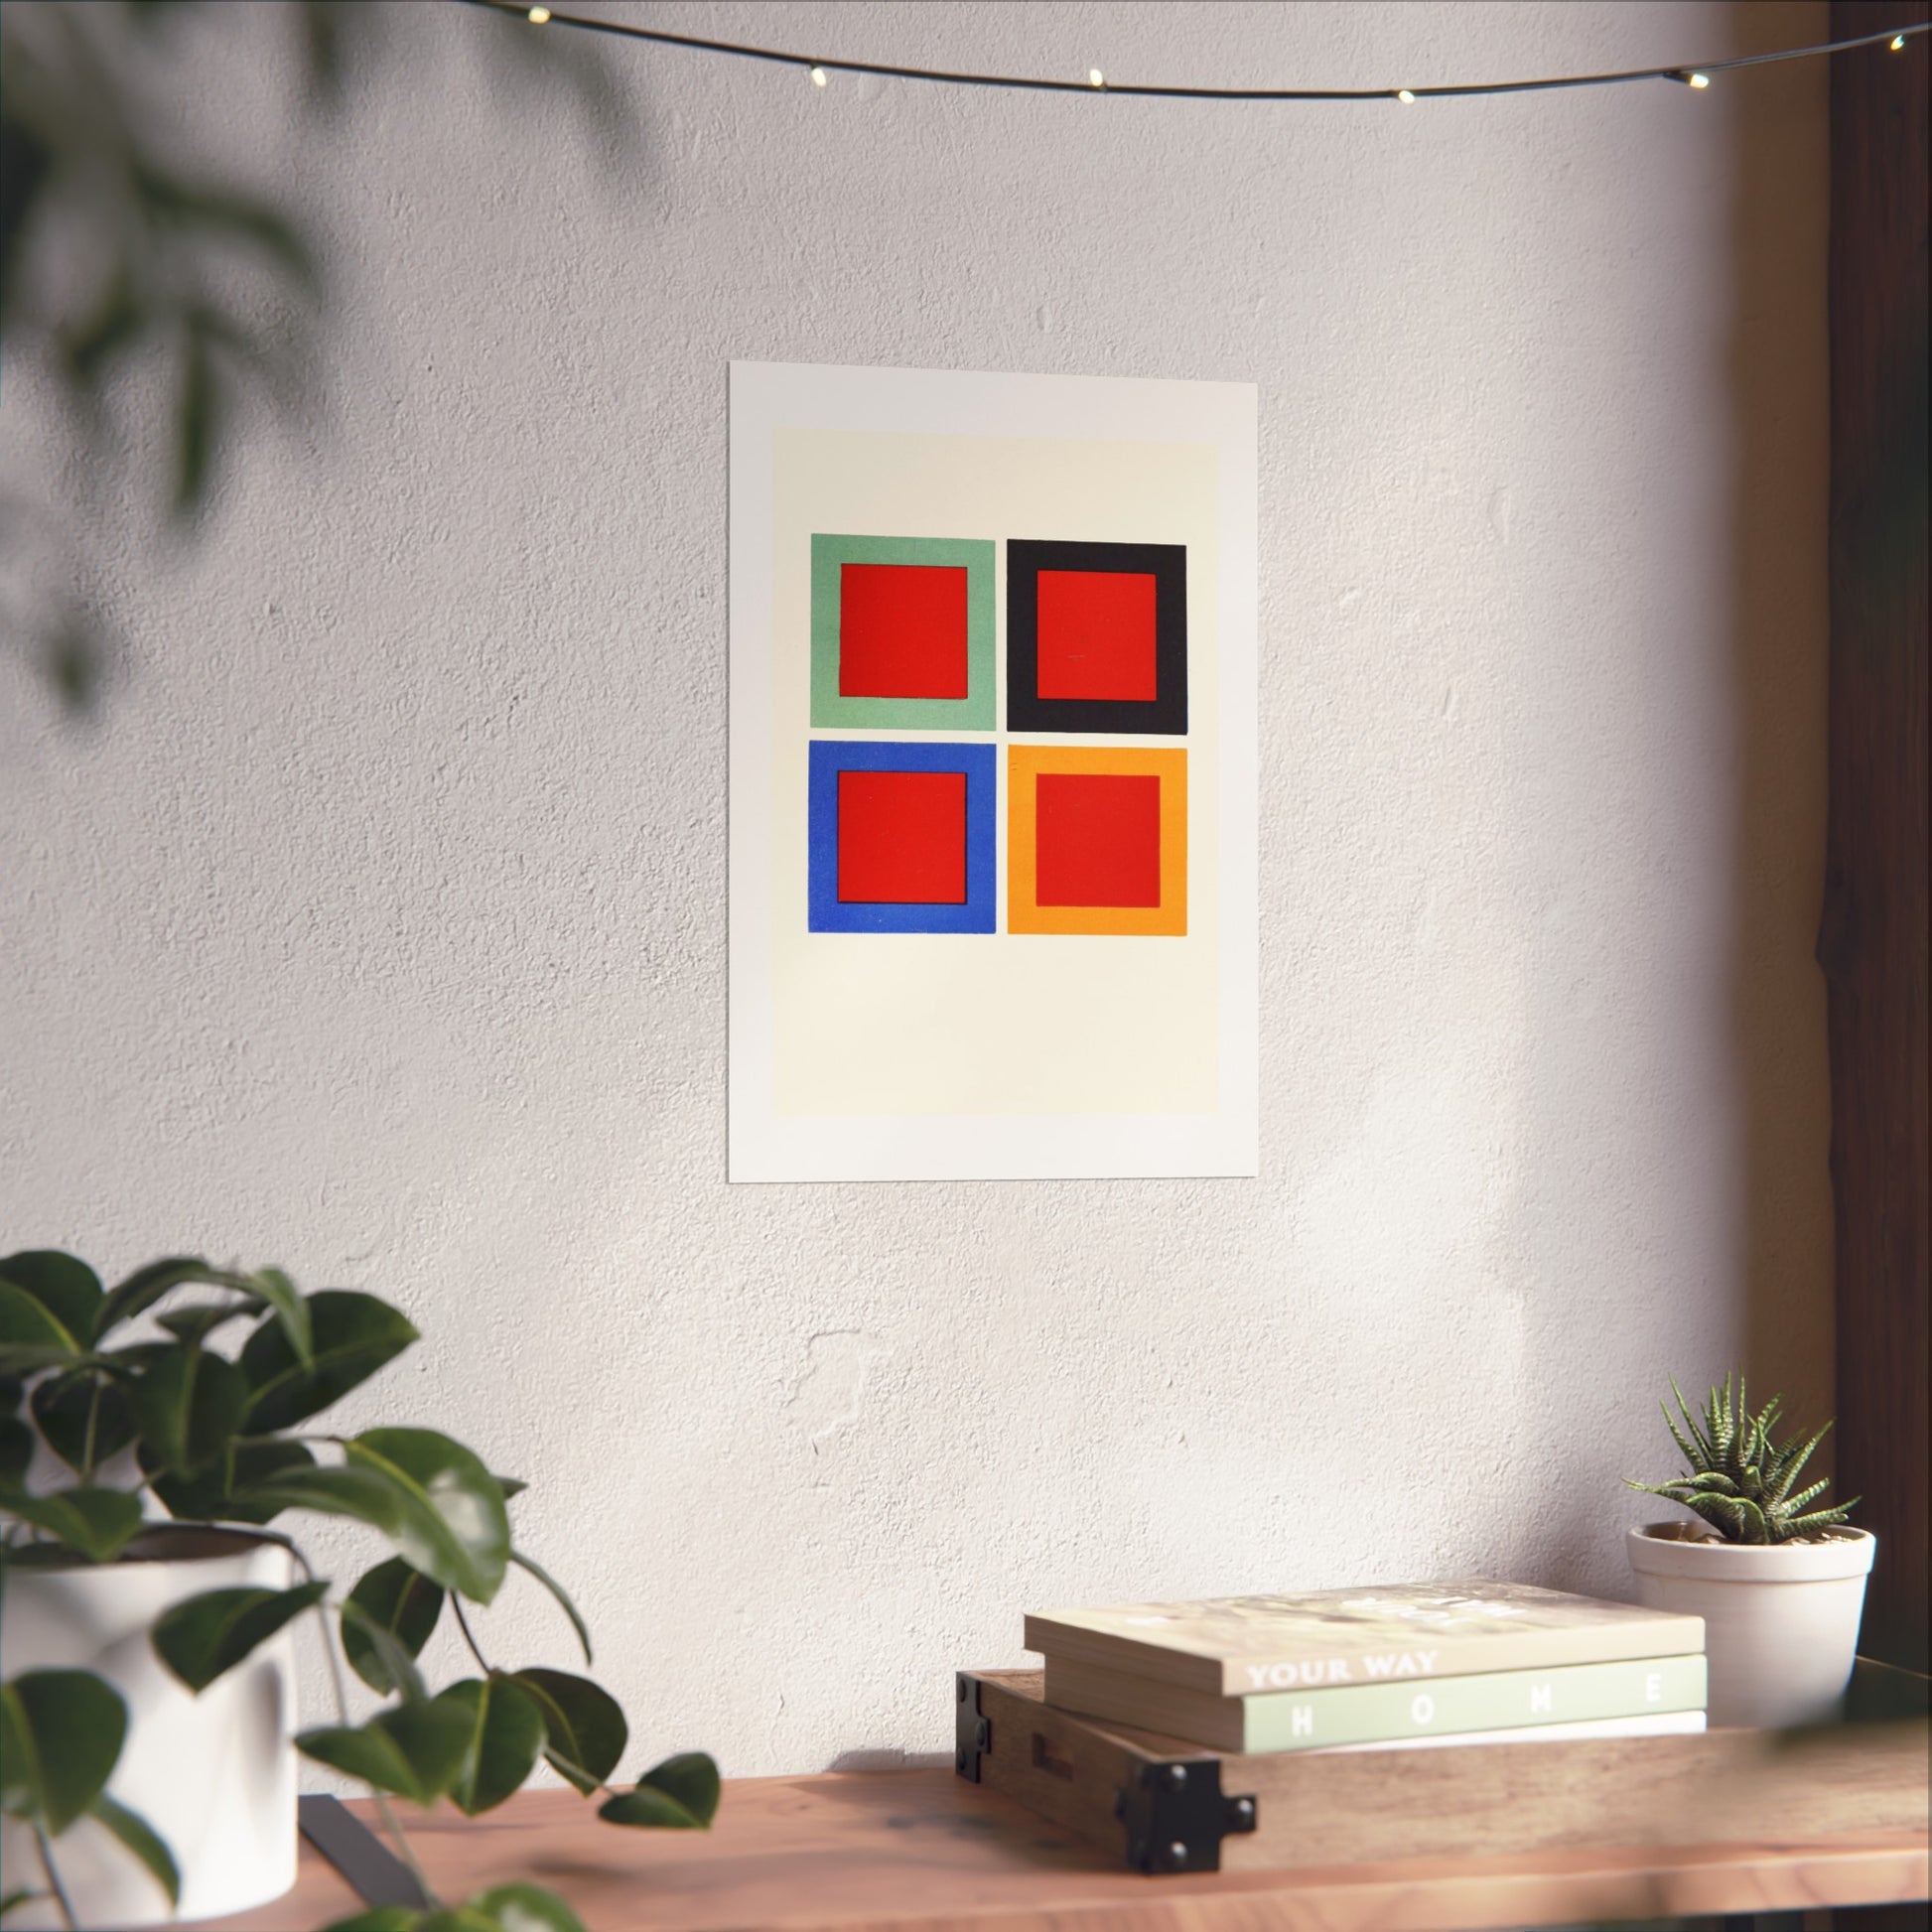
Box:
838 770 968 903
839 564 969 699
1035 569 1158 702
1035 773 1162 907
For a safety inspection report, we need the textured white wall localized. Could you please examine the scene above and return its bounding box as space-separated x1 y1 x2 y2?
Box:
0 1 1831 1777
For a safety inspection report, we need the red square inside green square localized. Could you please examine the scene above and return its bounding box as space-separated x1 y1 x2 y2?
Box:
1035 569 1158 702
838 769 968 903
1035 772 1162 907
839 563 970 699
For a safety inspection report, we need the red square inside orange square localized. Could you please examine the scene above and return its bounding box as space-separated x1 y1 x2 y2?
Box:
839 563 969 698
1035 569 1158 702
1035 772 1162 907
838 769 968 903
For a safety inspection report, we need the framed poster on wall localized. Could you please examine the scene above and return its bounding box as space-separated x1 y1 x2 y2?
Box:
729 360 1257 1182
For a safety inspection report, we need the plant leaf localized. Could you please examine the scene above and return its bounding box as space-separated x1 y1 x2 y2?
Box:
0 1284 78 1360
511 1670 625 1794
240 1292 418 1431
241 1267 312 1367
233 1462 413 1536
339 1599 429 1707
1 1890 48 1917
144 1438 316 1525
470 1883 589 1932
0 1417 33 1486
343 1558 444 1695
90 1793 180 1906
155 1304 254 1347
598 1751 719 1830
151 1581 328 1693
346 1430 509 1605
509 1549 591 1665
95 1258 246 1337
436 1676 545 1817
1781 1498 1860 1538
0 1254 101 1348
0 1484 144 1562
173 314 218 517
0 1669 127 1833
131 1344 248 1474
638 1750 720 1826
413 1912 499 1932
1778 1476 1833 1517
298 1702 473 1807
494 1475 527 1499
32 1373 137 1473
0 1346 79 1377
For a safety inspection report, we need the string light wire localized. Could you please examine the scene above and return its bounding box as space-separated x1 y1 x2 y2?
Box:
466 2 1927 103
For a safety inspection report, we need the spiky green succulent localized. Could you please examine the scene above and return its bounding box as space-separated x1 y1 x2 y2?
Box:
1626 1372 1860 1546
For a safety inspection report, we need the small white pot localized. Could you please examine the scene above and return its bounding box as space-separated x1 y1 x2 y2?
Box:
1625 1520 1875 1728
0 1526 300 1928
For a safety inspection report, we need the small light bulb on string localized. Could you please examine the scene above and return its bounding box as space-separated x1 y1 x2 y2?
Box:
526 4 550 20
1396 88 1416 103
1890 34 1906 51
1688 70 1711 87
810 66 828 86
1088 69 1105 89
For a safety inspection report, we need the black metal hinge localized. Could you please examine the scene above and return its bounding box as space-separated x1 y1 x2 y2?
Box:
955 1672 992 1781
1113 1756 1258 1873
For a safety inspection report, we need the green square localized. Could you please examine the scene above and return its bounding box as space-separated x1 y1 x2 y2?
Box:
811 534 996 732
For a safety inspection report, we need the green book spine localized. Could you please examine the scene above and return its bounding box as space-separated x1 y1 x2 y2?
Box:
1242 1653 1707 1751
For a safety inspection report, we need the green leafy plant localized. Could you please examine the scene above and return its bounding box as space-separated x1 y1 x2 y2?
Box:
1626 1371 1860 1546
2 1 621 711
0 1249 716 1932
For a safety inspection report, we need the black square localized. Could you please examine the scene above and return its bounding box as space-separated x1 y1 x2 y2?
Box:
1005 539 1187 736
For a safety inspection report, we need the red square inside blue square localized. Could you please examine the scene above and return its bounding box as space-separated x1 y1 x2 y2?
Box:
809 742 995 933
838 769 967 903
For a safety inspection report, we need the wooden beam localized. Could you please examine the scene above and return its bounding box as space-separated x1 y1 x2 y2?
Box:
1825 0 1930 1679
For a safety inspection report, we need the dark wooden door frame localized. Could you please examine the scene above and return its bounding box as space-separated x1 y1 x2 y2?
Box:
1825 0 1929 1676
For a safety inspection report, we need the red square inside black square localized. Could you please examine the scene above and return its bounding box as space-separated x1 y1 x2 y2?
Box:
1035 772 1162 907
1006 539 1185 737
1036 569 1158 701
839 563 969 699
838 769 968 903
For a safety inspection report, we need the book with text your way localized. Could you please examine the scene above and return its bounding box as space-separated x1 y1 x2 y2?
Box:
1026 1579 1705 1726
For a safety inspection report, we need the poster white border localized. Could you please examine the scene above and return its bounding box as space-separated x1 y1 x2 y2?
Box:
729 359 1258 1181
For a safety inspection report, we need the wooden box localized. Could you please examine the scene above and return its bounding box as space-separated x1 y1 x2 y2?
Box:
955 1660 1931 1876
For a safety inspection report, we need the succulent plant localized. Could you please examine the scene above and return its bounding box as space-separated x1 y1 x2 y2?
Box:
1626 1372 1859 1546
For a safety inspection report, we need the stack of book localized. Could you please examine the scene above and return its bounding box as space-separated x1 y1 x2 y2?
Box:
1025 1581 1707 1754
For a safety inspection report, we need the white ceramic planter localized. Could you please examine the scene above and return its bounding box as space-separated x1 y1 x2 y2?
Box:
0 1526 299 1928
1625 1521 1875 1729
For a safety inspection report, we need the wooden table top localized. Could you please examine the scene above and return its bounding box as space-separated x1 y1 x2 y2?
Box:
189 1769 1929 1932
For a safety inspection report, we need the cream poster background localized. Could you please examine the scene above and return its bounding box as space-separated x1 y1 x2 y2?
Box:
730 361 1257 1181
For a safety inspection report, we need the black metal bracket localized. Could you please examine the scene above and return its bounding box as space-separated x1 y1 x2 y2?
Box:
298 1793 428 1908
955 1672 992 1781
1112 1756 1258 1873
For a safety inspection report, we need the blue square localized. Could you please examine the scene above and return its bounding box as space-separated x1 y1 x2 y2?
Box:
809 741 997 933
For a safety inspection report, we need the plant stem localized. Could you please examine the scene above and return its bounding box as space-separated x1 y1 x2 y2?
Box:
79 1379 101 1483
367 1790 434 1907
451 1595 491 1675
299 1556 438 1908
32 1825 75 1931
443 1601 619 1802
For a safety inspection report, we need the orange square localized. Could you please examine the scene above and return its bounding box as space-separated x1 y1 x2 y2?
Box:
1008 746 1186 936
